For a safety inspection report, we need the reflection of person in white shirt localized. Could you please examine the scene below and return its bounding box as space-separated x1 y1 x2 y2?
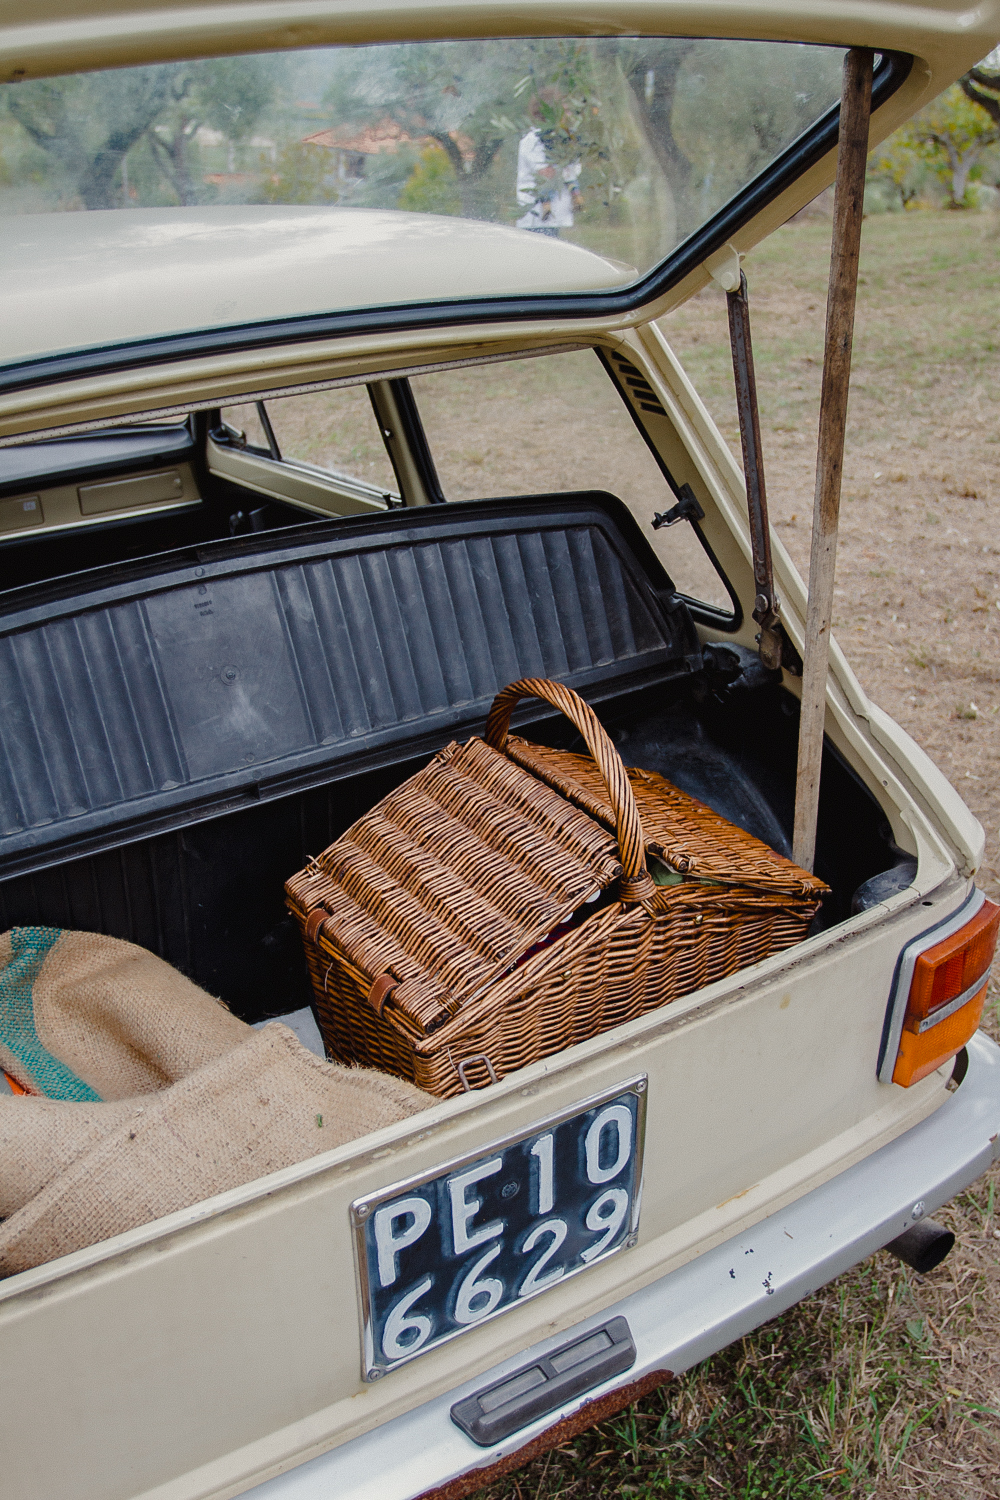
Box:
516 96 581 236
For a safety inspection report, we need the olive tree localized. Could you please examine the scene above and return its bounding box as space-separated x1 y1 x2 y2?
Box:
4 67 174 208
3 55 273 209
907 78 1000 207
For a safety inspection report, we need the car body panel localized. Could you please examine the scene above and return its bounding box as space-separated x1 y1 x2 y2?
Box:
1 208 632 370
0 328 599 443
240 1031 1000 1500
0 2 997 413
0 4 997 1497
0 314 990 1500
0 873 981 1500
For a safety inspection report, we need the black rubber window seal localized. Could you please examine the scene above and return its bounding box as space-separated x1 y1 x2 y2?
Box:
382 377 445 504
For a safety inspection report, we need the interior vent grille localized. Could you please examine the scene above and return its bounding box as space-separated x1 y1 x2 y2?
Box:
611 354 667 418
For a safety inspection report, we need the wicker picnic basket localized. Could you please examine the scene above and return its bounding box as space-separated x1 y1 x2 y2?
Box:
286 679 828 1097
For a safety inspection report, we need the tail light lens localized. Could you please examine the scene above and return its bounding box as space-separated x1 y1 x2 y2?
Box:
881 893 998 1087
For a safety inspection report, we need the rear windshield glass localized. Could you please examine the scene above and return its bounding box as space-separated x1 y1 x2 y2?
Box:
1 38 847 366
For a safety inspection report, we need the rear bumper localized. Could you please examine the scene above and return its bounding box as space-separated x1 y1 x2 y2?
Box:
247 1032 1000 1500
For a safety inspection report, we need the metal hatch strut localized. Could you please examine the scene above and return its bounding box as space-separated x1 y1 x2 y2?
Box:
726 271 782 671
792 48 874 872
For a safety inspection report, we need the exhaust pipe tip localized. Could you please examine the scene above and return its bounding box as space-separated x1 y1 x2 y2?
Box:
884 1218 955 1274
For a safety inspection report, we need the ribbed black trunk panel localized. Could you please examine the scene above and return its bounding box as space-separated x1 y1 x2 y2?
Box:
0 495 699 877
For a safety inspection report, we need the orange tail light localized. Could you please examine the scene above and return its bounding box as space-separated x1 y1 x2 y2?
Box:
880 892 999 1087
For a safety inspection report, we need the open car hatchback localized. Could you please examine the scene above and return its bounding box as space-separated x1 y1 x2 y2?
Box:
0 5 998 1499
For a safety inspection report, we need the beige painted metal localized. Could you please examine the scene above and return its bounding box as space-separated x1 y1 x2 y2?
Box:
0 0 996 92
206 437 392 516
0 494 44 530
0 5 991 1493
78 467 186 512
1 208 633 371
0 323 984 1500
367 380 437 506
0 873 966 1500
0 329 599 443
0 0 994 434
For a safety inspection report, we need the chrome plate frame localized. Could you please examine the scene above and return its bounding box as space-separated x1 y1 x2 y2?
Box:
351 1076 648 1380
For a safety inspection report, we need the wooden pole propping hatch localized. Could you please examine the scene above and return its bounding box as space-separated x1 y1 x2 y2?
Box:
792 47 874 872
726 271 782 671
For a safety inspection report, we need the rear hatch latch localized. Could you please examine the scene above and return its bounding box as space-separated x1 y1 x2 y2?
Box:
450 1316 636 1447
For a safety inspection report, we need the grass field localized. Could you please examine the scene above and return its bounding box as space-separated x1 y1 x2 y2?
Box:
474 211 1000 1500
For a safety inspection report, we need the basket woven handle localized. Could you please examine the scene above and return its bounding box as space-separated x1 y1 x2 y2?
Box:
484 677 654 901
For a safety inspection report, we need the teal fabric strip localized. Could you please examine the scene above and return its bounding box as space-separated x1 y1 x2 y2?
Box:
0 928 102 1101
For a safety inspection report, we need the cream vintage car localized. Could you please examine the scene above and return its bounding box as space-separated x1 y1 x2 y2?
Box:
0 4 998 1499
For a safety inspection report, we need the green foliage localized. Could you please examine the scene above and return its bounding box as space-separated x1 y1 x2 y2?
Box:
325 38 537 217
513 43 613 187
670 42 844 223
0 55 273 208
145 56 274 205
868 70 1000 211
867 129 934 210
254 141 338 205
197 55 273 143
908 82 1000 207
2 66 175 207
0 35 900 272
397 145 461 215
351 147 422 211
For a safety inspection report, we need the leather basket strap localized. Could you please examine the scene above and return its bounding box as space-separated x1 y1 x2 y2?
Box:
367 973 397 1018
305 908 328 946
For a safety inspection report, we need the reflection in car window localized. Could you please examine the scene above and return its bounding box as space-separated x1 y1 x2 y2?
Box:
220 388 397 496
0 39 845 289
408 352 731 613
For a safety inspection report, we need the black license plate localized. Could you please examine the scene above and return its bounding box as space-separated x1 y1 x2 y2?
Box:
352 1078 647 1378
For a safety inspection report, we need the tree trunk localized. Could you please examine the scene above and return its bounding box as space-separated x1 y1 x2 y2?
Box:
950 155 970 207
620 44 695 205
77 148 126 209
430 132 503 218
149 119 199 206
171 129 196 206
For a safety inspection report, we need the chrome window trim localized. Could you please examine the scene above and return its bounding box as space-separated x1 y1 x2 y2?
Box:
916 967 993 1034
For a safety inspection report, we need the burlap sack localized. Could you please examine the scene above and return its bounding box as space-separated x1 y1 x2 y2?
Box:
0 928 434 1274
0 927 250 1099
0 1023 431 1276
0 1095 138 1219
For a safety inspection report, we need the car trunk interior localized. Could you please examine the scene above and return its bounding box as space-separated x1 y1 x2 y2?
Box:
0 470 904 1034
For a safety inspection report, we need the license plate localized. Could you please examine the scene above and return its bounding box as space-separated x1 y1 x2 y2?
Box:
352 1078 647 1379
